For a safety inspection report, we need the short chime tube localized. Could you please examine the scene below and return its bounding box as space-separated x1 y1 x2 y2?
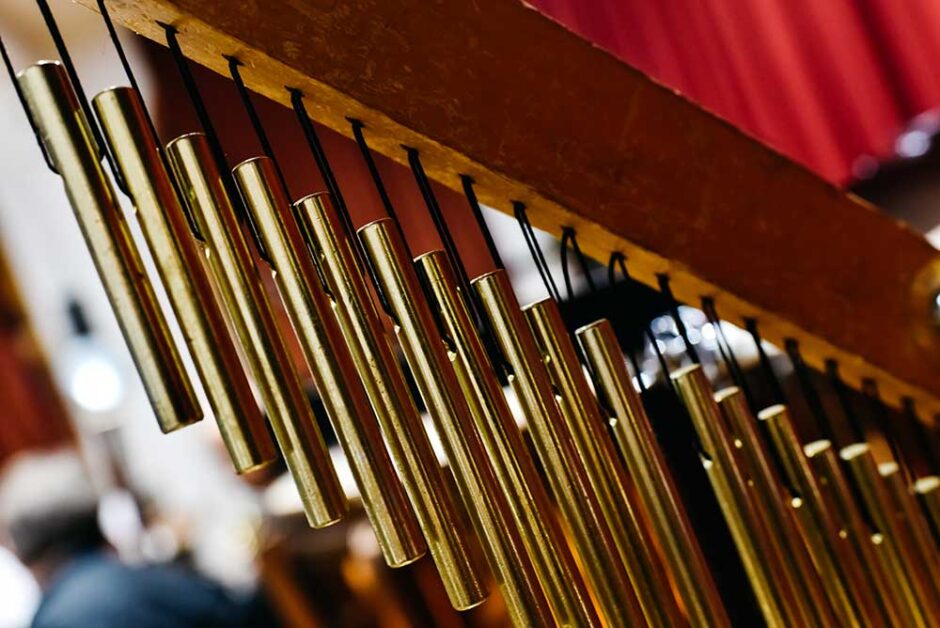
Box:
473 270 648 627
293 193 488 609
672 364 790 628
163 134 346 527
415 251 600 628
91 86 276 473
16 62 201 434
913 475 940 544
523 298 683 628
575 319 729 627
231 157 425 568
357 217 554 627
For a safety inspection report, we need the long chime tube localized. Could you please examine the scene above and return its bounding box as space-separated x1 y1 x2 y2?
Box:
15 62 201 433
415 252 600 628
804 439 908 626
523 299 683 628
473 271 647 626
714 389 843 627
293 193 488 609
913 476 940 543
672 364 790 628
839 442 934 625
357 218 554 627
574 319 729 627
91 86 276 472
163 134 346 527
231 157 425 567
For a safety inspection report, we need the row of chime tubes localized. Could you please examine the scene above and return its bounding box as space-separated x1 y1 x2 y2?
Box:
5 0 940 624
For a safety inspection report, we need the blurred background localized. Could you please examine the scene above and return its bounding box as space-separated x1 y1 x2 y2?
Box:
1 0 939 626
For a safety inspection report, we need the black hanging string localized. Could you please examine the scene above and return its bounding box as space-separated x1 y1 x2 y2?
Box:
901 398 938 474
607 253 655 393
460 176 505 271
657 274 700 365
513 202 561 302
745 318 786 406
701 297 757 411
559 227 597 300
861 379 904 465
825 359 866 444
1 36 57 173
784 340 839 445
349 119 402 227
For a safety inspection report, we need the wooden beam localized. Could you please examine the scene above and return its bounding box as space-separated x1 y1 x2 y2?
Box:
77 0 940 417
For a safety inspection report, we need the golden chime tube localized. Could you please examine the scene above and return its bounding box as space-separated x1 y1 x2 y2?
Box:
913 475 940 544
804 439 906 626
574 319 729 627
715 390 843 627
293 193 487 609
416 252 599 628
839 442 935 626
357 218 554 627
672 364 789 628
473 271 647 627
16 62 201 433
91 87 275 473
523 300 682 628
163 134 346 527
231 157 424 567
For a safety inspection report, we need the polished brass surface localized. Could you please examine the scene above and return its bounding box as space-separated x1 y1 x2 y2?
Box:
575 319 728 627
913 475 940 545
473 271 646 626
16 62 201 434
840 443 934 626
92 87 275 473
164 135 345 527
715 391 841 626
417 252 599 627
357 218 553 627
524 301 682 628
294 193 487 609
232 158 423 566
805 439 906 626
672 365 789 628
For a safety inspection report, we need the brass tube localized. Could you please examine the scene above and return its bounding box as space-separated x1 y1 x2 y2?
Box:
294 193 487 609
417 253 599 628
805 439 907 626
840 443 933 626
357 218 553 627
716 391 842 627
164 135 346 527
672 365 789 628
913 475 940 545
92 87 275 473
16 62 201 433
232 158 424 567
474 272 647 626
524 301 682 628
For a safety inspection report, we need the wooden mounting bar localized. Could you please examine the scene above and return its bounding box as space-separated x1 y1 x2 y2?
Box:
78 0 940 417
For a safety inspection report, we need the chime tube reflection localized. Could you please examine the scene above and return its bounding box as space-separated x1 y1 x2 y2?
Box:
357 218 554 627
473 271 647 627
15 62 201 434
164 134 346 528
913 476 940 545
232 157 424 567
293 193 487 609
524 300 682 628
575 319 729 627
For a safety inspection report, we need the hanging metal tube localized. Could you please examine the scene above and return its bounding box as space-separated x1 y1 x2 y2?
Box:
293 193 487 609
232 157 424 567
16 62 201 434
913 475 940 545
524 300 682 628
164 134 346 527
473 271 646 626
357 217 554 627
575 319 729 627
416 253 599 627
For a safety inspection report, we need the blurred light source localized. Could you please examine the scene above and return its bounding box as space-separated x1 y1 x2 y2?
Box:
68 353 123 413
895 129 931 158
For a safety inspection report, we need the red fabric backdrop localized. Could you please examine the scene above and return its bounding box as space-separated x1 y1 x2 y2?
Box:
529 0 940 183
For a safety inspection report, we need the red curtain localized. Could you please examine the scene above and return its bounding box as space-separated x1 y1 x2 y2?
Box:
529 0 940 183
